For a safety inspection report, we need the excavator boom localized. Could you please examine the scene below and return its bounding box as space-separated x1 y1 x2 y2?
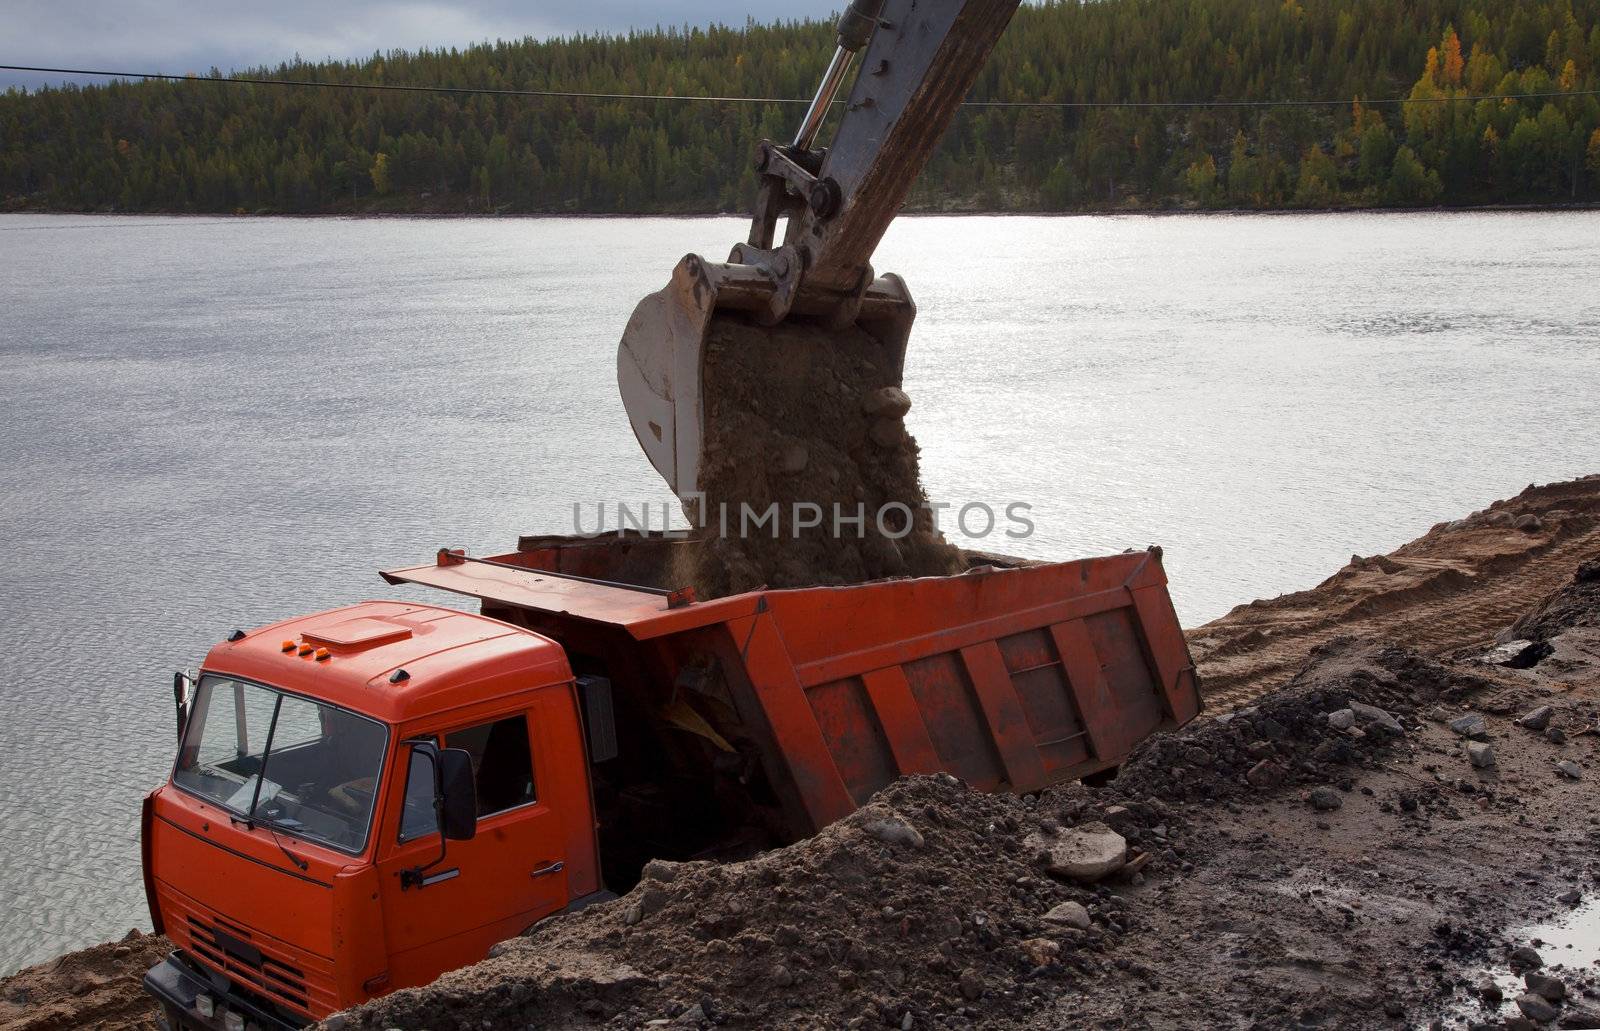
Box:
618 0 1020 499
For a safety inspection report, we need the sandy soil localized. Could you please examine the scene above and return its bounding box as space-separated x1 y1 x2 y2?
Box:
7 475 1598 1031
1190 475 1600 710
0 931 167 1031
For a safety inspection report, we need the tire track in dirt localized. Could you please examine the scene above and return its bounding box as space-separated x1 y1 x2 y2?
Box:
1189 475 1600 711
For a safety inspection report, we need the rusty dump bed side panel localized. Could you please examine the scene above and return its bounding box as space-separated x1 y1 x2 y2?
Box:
383 540 1199 836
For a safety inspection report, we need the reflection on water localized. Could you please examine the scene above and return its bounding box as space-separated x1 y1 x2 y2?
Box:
1 211 1598 972
1438 897 1600 1025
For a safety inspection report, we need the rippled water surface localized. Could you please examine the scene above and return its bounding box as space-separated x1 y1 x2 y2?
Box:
1 211 1598 972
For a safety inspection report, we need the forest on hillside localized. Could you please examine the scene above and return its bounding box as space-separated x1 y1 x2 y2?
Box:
3 0 1600 214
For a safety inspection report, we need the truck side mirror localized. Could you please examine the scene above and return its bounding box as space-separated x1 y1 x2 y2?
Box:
172 671 194 741
400 740 479 890
437 747 477 842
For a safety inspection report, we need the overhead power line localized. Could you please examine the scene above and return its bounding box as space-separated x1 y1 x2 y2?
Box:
3 63 1599 109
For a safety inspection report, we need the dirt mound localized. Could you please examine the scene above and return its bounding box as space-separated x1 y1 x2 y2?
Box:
331 640 1487 1031
673 315 963 597
331 775 1094 1029
1501 559 1600 645
1190 474 1600 709
1100 638 1489 806
0 930 167 1031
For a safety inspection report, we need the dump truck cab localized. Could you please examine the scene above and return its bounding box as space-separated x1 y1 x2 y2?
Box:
142 601 603 1030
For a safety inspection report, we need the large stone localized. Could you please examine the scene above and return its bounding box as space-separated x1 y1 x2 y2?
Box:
1308 787 1343 811
1042 900 1092 929
1027 822 1127 882
1516 993 1560 1023
1019 938 1060 967
1525 972 1567 1003
1450 713 1490 739
1349 701 1402 733
1467 742 1497 769
861 386 913 418
1555 760 1583 780
1518 706 1555 731
862 812 925 849
1511 946 1545 969
1246 759 1287 789
641 858 683 883
1326 709 1357 731
1481 640 1538 666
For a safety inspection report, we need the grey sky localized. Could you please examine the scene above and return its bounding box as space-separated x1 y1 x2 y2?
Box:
3 1 843 91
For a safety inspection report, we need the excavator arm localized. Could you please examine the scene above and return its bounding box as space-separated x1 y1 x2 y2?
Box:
618 0 1021 498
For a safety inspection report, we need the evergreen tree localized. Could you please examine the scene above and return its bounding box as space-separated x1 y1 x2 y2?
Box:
3 0 1597 214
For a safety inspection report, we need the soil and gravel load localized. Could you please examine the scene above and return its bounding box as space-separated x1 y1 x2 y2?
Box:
671 315 964 598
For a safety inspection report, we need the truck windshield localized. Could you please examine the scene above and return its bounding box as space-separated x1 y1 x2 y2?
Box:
173 675 388 854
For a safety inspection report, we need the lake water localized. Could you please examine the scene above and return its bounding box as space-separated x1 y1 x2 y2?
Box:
1 211 1597 973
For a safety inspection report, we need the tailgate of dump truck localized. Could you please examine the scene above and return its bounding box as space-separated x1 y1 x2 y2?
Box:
384 539 1198 832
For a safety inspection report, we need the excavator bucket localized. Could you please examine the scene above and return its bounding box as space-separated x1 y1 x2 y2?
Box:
617 253 917 500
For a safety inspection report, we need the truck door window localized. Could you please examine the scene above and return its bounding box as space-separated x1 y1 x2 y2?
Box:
398 715 535 840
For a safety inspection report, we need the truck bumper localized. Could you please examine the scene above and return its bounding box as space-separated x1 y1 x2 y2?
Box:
144 952 304 1031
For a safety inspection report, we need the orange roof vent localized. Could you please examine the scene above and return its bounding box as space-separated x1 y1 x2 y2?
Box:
300 616 415 651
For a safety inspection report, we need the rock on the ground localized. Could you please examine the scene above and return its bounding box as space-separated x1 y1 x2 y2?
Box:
1450 713 1490 739
1481 639 1539 665
1555 760 1583 780
1026 822 1127 882
1517 992 1561 1023
862 811 925 849
1327 708 1357 730
1350 701 1403 732
1526 972 1568 1003
1511 946 1545 969
1518 705 1555 731
1042 901 1092 930
1246 759 1287 788
1308 786 1343 811
1467 742 1497 769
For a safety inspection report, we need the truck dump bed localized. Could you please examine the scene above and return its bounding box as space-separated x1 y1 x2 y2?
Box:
384 538 1198 837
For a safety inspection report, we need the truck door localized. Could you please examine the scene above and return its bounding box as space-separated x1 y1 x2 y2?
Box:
374 710 569 990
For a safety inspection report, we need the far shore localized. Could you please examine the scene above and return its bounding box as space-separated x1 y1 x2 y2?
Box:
4 202 1600 221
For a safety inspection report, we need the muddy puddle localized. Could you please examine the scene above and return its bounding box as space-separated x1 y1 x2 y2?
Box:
1432 896 1600 1028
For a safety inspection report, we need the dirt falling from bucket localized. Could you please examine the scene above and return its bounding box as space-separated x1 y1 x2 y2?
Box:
671 313 964 597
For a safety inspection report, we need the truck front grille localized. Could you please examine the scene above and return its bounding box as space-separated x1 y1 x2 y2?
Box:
185 914 312 1016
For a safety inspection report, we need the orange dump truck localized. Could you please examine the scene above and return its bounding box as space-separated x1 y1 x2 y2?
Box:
141 536 1199 1030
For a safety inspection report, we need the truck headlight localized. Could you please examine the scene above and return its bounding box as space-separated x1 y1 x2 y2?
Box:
223 1012 246 1031
195 995 215 1018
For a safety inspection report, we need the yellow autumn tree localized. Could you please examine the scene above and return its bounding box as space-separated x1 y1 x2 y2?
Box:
370 153 392 196
1441 27 1464 87
1559 60 1578 93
